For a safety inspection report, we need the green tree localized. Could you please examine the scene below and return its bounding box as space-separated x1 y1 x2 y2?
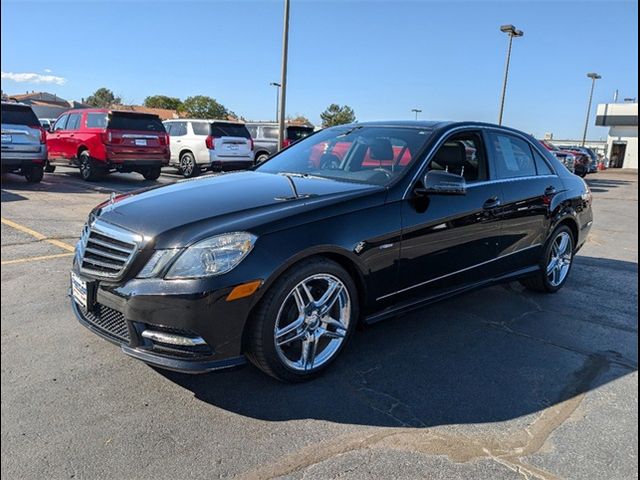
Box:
85 88 121 108
287 114 312 125
181 95 230 119
143 95 183 111
320 104 356 127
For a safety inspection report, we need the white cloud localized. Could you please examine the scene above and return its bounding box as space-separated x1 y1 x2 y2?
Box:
43 68 53 73
1 71 67 86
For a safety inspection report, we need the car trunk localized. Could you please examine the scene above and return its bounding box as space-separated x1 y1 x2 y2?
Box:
1 105 42 153
210 123 252 158
106 112 168 155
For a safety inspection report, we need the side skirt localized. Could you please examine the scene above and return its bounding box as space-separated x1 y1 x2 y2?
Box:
364 265 540 325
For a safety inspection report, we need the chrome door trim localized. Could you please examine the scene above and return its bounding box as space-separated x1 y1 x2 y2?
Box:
376 243 542 301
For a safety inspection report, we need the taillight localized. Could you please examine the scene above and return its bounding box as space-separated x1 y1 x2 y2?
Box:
101 131 112 145
30 126 46 144
282 139 291 148
205 135 217 150
248 138 254 150
162 134 169 146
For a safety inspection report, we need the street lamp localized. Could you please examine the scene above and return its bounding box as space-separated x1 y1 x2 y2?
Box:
411 108 422 120
270 82 281 123
498 24 524 125
582 72 602 147
277 0 291 151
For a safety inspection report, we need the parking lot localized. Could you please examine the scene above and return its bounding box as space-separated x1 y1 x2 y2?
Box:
1 167 637 479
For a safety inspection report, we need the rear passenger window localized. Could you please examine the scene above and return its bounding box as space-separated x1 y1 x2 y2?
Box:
262 126 278 139
171 122 187 136
86 113 107 129
487 132 537 179
66 113 82 131
531 148 554 175
246 125 258 137
191 122 209 136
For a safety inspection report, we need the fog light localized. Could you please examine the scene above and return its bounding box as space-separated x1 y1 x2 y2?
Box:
141 330 206 346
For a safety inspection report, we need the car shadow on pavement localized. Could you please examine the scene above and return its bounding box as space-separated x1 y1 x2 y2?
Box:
586 177 632 194
160 255 638 428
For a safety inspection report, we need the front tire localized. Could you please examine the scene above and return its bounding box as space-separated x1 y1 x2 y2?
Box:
246 258 358 382
24 164 44 183
79 151 103 182
520 225 575 293
142 166 161 181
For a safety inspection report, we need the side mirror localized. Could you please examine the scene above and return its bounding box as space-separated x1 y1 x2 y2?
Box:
417 170 467 196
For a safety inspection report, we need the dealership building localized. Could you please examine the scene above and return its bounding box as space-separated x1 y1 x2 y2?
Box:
596 101 638 169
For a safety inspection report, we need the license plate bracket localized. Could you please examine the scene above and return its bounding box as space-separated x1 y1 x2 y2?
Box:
71 272 96 311
134 139 147 146
1 134 12 143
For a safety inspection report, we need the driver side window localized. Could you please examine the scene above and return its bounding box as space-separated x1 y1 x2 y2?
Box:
429 131 488 183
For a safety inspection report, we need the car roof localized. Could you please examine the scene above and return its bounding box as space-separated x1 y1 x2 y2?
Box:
165 118 246 125
329 120 534 137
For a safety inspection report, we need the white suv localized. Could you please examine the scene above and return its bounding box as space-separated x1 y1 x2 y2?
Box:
163 119 254 178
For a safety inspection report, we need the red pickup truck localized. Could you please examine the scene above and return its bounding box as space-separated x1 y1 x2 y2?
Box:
47 109 170 181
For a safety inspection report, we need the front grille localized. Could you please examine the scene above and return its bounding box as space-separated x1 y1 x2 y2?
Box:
80 303 130 343
78 219 140 280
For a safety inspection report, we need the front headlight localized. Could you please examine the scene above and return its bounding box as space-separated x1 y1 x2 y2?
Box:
164 232 257 279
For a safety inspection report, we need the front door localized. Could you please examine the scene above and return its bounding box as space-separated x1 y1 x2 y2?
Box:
47 114 68 159
392 130 503 304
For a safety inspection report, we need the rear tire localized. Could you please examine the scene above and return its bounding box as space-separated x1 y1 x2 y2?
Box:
246 258 358 382
180 152 200 178
79 151 104 182
142 167 162 181
255 152 270 165
24 165 44 183
44 161 56 173
520 225 575 293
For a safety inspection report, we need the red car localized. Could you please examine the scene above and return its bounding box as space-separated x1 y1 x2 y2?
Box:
47 109 170 181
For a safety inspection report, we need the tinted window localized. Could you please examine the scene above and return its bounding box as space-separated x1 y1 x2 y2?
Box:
53 115 69 131
430 132 488 182
191 122 210 136
210 123 251 138
262 126 279 139
87 113 108 128
108 113 165 132
170 122 187 136
1 104 39 126
246 125 258 137
163 123 173 135
66 113 82 131
531 147 554 175
287 126 313 141
487 132 537 178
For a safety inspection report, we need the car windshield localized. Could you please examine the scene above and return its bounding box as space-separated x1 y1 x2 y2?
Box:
256 126 433 186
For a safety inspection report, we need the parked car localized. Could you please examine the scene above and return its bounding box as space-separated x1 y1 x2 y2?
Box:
47 109 170 181
566 146 599 174
551 151 576 174
1 101 47 182
70 121 593 382
163 119 254 178
246 122 314 164
539 140 589 177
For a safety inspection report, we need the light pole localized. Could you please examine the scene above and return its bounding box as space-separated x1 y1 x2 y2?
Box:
411 108 422 120
270 82 281 123
498 24 524 125
582 72 602 146
277 0 291 151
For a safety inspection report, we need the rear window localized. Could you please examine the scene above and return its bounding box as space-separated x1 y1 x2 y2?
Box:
87 113 108 128
1 104 39 126
287 126 313 141
210 122 250 138
262 126 279 139
108 113 165 132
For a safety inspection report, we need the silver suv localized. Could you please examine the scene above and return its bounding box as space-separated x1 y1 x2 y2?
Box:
246 123 314 164
164 119 254 178
1 102 48 182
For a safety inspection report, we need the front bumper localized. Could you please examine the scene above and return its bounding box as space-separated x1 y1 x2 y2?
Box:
69 269 255 374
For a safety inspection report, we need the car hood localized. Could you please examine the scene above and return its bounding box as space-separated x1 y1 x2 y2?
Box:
96 171 384 247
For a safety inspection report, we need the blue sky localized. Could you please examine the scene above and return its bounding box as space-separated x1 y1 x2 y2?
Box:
1 0 638 139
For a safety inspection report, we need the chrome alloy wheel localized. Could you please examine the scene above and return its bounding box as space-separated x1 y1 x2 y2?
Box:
180 154 195 176
274 274 351 372
547 231 573 287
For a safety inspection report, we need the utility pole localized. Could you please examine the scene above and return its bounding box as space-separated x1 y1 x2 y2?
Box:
277 0 291 151
498 24 524 125
582 73 602 147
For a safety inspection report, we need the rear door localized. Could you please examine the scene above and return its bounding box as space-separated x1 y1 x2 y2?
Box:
1 104 43 154
484 130 564 270
210 122 253 159
107 112 167 155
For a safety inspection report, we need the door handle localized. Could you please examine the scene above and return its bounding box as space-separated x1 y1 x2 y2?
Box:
544 186 557 196
483 197 501 210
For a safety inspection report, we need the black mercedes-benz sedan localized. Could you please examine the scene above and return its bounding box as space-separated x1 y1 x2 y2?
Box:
70 121 593 382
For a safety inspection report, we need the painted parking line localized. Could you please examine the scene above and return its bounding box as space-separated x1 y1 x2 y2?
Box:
1 217 76 252
1 252 74 266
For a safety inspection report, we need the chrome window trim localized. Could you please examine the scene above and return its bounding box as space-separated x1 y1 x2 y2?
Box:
465 174 559 188
403 125 559 199
376 243 542 301
121 134 161 139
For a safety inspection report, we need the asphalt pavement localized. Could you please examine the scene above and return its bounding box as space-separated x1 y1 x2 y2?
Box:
1 167 637 480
